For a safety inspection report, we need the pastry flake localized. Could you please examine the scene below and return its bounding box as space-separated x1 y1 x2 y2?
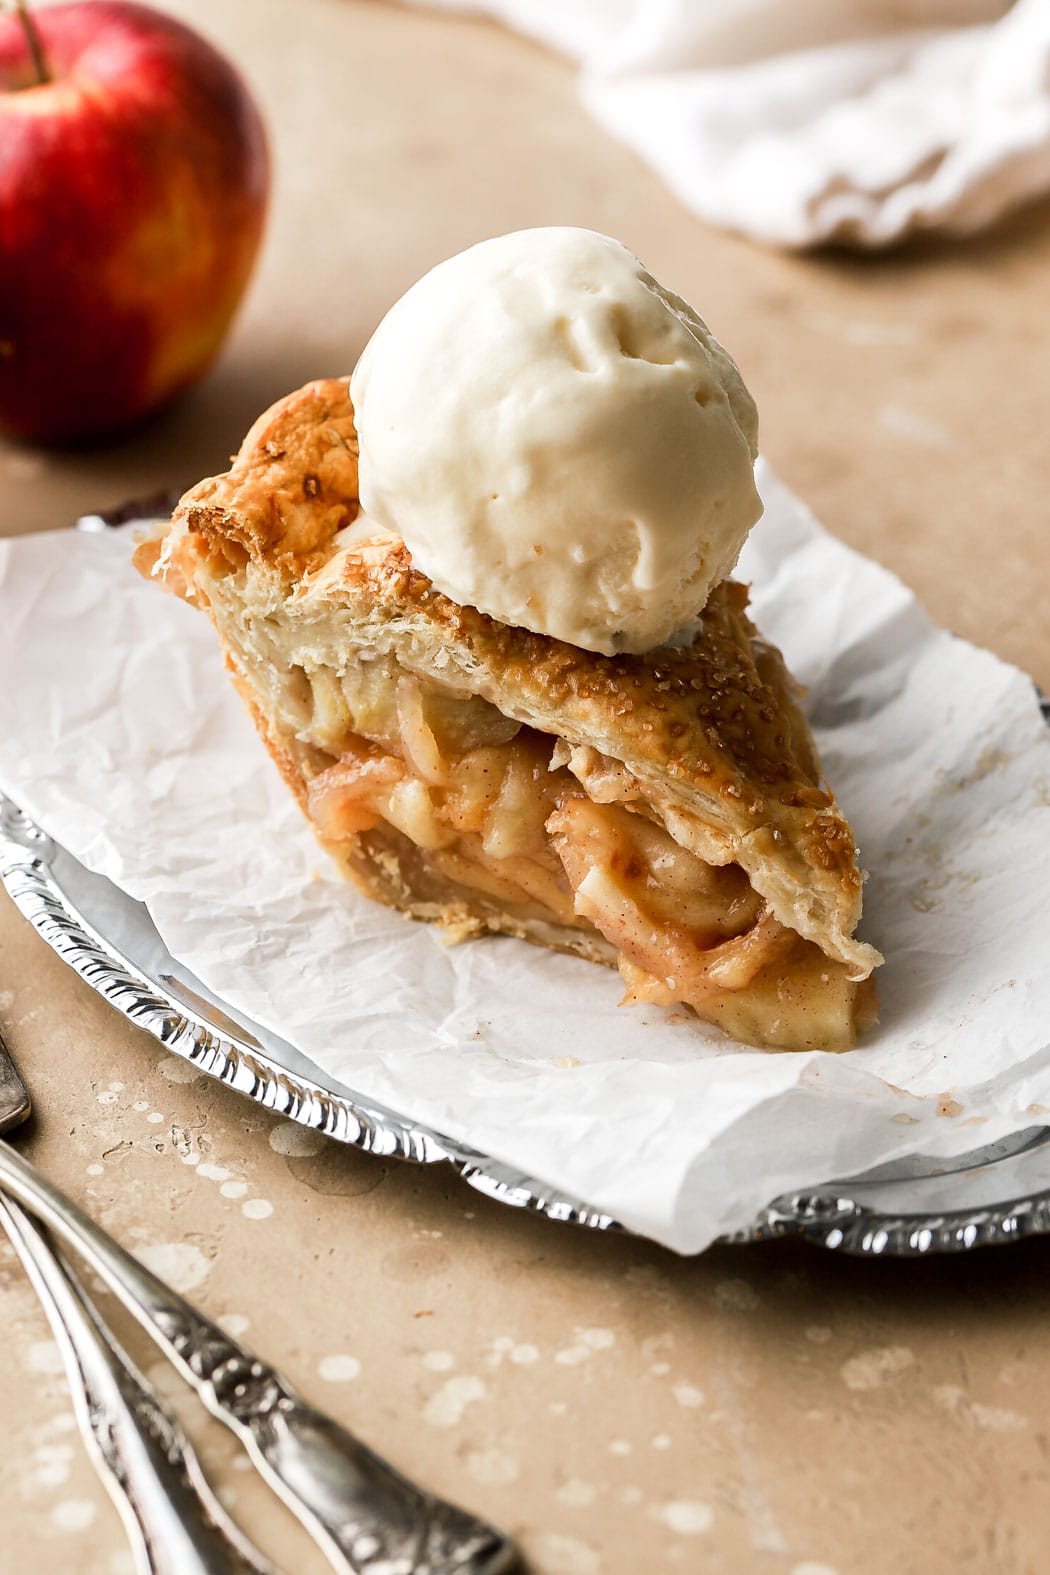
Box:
139 377 881 1052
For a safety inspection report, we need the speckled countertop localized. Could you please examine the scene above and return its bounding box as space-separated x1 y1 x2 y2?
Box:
3 3 1050 1572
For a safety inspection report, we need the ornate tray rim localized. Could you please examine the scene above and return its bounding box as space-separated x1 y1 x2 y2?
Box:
5 789 1050 1260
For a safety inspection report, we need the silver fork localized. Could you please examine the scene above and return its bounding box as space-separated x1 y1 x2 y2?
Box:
0 1194 275 1575
0 1026 517 1575
0 1042 271 1573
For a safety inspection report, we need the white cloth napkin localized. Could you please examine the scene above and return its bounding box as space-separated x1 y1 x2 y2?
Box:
412 0 1050 246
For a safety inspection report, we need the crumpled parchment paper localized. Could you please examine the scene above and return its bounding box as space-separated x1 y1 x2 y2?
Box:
1 460 1048 1253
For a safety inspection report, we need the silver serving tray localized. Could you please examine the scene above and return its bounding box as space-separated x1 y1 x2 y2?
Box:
6 784 1050 1259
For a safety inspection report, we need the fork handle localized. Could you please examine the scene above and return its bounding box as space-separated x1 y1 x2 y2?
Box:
0 1139 516 1575
0 1194 272 1575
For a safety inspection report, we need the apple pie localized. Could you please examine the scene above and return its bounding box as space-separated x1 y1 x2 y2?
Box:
138 378 881 1051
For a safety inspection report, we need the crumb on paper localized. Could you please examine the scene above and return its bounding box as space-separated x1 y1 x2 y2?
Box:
555 1056 581 1069
436 919 479 946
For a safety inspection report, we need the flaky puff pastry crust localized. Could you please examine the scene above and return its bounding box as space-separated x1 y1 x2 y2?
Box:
138 378 881 1046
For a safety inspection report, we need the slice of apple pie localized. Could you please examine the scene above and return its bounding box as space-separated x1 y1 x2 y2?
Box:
138 378 881 1051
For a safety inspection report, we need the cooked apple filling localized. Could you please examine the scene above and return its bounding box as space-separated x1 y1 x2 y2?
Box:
262 661 873 1052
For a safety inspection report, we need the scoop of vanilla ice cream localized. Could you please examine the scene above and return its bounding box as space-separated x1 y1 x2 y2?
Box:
350 227 761 655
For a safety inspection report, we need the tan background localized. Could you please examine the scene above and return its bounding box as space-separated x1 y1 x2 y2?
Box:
3 2 1050 1572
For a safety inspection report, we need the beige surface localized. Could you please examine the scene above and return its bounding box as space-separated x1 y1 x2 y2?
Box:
2 3 1050 1572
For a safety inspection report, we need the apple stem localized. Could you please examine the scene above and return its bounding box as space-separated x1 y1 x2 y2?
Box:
12 0 50 85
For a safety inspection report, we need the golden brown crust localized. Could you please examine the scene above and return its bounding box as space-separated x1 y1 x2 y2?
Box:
153 376 880 995
178 379 360 572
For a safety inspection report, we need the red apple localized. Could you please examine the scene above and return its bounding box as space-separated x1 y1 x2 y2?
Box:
0 1 269 443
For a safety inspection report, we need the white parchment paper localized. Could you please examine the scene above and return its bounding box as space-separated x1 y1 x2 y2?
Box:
2 461 1049 1253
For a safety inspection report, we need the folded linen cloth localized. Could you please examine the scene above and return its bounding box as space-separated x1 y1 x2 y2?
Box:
409 0 1050 247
